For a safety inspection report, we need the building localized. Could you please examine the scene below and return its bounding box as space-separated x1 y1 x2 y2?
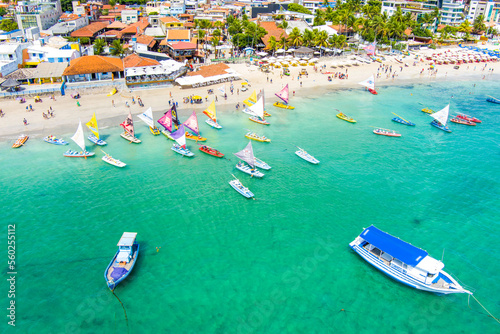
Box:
121 9 138 24
31 61 68 83
45 13 89 36
0 43 23 77
163 41 197 62
175 62 240 89
71 21 108 40
62 55 124 82
301 0 336 14
440 0 466 25
15 0 62 31
467 0 500 23
23 44 80 66
382 0 438 20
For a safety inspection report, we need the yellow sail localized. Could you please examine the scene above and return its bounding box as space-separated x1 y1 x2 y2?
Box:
243 90 258 107
85 112 99 139
203 100 217 122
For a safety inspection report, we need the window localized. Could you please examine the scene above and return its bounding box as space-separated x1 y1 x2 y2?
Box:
49 58 54 63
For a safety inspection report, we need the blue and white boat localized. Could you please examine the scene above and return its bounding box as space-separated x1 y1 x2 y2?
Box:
391 113 415 126
486 95 500 104
44 135 68 145
104 232 139 290
349 225 472 295
235 162 264 178
295 147 320 164
229 175 254 198
254 157 271 170
88 134 107 146
430 105 451 133
172 144 194 157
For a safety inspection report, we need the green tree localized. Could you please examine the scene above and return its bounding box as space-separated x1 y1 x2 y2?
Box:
458 20 472 40
278 33 288 50
61 0 73 12
268 36 278 56
302 29 314 47
287 3 312 15
93 39 106 55
315 30 329 56
278 20 289 30
0 19 18 32
211 36 220 58
288 27 303 47
0 7 7 16
109 0 116 7
148 11 158 16
313 9 325 26
110 39 125 58
473 15 486 34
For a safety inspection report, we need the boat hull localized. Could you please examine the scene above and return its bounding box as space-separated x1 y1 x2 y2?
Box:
161 130 173 140
12 135 29 148
205 119 222 129
150 126 161 135
120 133 141 143
450 118 476 126
295 150 320 164
104 243 139 290
245 133 271 142
430 120 451 133
336 113 356 123
421 108 434 114
368 88 378 95
249 116 270 125
63 150 95 157
172 144 194 157
199 145 224 158
44 136 69 145
349 242 470 295
373 129 402 137
185 133 207 142
229 179 254 198
391 117 415 126
254 158 271 170
88 134 107 146
273 102 295 109
236 163 264 178
102 155 126 167
486 97 500 104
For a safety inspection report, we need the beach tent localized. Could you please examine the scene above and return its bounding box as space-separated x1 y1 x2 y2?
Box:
0 78 21 91
293 47 314 59
276 49 285 53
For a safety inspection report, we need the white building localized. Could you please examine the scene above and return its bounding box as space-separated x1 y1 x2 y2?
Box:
0 43 24 77
15 0 62 31
467 0 500 23
24 44 79 66
300 0 336 14
440 0 466 25
121 9 139 24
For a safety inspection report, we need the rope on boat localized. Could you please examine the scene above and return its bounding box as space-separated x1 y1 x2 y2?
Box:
468 294 500 324
112 289 130 334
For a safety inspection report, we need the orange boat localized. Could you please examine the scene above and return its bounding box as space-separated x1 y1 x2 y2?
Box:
12 134 29 148
185 132 207 142
199 145 224 158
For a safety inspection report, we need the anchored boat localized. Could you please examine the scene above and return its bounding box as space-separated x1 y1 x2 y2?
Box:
430 105 452 133
170 125 194 157
349 225 472 295
64 120 95 158
44 135 68 145
235 161 264 178
273 84 295 109
105 232 139 290
120 111 142 143
86 112 107 145
486 95 500 104
157 106 175 139
102 150 126 167
450 117 476 126
336 111 356 123
234 142 265 178
391 113 415 126
199 144 224 158
373 128 402 137
137 107 161 135
245 131 271 143
295 146 320 164
183 110 207 141
203 100 222 129
456 113 481 123
229 174 254 198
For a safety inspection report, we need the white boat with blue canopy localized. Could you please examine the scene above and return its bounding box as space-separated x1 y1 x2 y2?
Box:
229 174 254 198
104 232 139 290
349 225 472 295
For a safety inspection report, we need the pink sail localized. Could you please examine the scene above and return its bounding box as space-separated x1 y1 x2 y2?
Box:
275 84 289 104
158 109 172 132
183 111 200 135
120 111 134 137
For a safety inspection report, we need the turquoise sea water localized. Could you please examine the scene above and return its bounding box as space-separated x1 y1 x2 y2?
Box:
1 79 499 334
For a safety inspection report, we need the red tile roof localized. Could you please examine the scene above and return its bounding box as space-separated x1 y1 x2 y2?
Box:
160 17 181 23
123 54 160 68
259 21 286 50
71 22 109 38
120 17 149 35
107 21 128 29
135 34 156 48
166 29 190 41
63 56 124 76
187 63 230 78
169 41 197 50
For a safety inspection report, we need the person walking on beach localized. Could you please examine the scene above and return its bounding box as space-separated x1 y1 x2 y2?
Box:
23 118 27 125
112 100 115 107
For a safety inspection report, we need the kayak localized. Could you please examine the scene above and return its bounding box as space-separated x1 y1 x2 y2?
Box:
185 132 207 142
12 135 29 148
336 112 356 123
273 102 295 109
199 145 224 158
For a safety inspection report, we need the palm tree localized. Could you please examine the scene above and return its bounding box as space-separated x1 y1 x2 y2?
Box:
93 38 106 55
473 15 486 35
268 36 278 56
288 27 303 47
315 30 329 56
278 33 288 50
458 20 472 41
302 29 315 47
278 20 289 30
211 36 220 58
110 39 125 58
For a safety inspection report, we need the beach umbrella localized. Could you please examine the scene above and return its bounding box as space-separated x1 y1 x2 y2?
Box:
301 57 310 60
257 51 268 56
277 56 285 59
276 49 285 53
310 58 319 63
268 56 277 61
286 49 295 53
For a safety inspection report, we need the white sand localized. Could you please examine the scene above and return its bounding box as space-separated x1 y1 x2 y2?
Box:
1 47 498 140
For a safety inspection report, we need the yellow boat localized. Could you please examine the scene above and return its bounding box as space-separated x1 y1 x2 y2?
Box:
150 126 161 135
107 87 117 96
245 132 271 142
185 132 207 142
273 102 295 110
336 112 356 123
421 108 434 114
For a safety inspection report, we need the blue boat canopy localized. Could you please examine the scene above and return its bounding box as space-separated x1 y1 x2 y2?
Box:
360 225 428 267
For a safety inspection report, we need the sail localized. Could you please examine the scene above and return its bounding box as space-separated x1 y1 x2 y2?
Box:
120 111 134 137
157 108 172 132
71 120 86 152
170 124 186 148
358 75 375 90
275 84 289 104
85 112 99 139
234 141 255 168
248 90 257 103
137 107 155 128
430 104 449 126
248 96 265 119
171 104 179 125
183 111 200 135
257 89 265 104
203 100 217 122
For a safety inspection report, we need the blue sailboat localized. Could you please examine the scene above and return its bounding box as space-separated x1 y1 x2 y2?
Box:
350 225 472 295
105 232 139 290
391 113 415 126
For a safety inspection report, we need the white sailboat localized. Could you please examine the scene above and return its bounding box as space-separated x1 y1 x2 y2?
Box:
430 104 451 132
234 141 265 178
137 107 161 135
64 120 95 158
248 95 270 125
170 124 194 157
358 75 377 94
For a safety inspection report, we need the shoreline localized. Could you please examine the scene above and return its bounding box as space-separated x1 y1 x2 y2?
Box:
1 50 499 141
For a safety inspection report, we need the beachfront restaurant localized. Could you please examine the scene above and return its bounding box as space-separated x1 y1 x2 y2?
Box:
125 59 187 88
62 55 124 82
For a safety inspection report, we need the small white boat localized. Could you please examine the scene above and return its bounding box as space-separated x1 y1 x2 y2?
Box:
88 134 107 146
172 143 194 157
254 157 271 170
44 135 68 145
235 161 264 178
203 101 223 129
205 118 222 129
229 175 254 198
295 147 320 164
63 149 95 158
349 225 472 295
102 150 126 167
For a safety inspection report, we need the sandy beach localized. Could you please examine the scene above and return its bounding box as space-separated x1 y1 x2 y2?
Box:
1 46 499 140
